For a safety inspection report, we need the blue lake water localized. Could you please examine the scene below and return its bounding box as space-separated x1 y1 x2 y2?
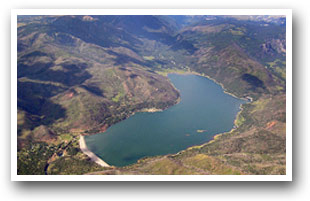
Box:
85 74 246 166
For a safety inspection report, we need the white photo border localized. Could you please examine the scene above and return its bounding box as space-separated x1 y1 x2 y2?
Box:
11 9 292 181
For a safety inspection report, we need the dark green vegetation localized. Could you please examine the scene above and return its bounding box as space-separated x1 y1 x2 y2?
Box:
17 15 286 175
17 136 104 175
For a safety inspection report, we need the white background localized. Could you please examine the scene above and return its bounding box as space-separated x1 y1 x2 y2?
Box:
0 0 309 200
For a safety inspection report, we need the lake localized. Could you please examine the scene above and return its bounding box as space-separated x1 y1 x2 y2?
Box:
85 74 246 166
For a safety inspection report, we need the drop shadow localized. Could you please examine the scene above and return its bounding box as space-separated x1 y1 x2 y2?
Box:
9 14 300 194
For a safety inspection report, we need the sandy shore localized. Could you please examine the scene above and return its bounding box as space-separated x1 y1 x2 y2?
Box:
79 135 110 167
140 107 163 113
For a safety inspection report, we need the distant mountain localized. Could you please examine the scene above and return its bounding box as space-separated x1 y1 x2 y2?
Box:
171 15 286 97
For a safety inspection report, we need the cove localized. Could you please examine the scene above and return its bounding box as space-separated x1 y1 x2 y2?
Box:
85 74 246 167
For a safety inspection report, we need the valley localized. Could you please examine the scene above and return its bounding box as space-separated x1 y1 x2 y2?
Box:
17 15 286 175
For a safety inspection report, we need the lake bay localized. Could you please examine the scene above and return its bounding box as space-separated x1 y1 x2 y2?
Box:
85 74 246 166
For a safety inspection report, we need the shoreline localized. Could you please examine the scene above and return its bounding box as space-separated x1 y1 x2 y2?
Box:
81 70 248 168
164 69 252 102
139 107 163 113
79 135 111 167
148 70 249 158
